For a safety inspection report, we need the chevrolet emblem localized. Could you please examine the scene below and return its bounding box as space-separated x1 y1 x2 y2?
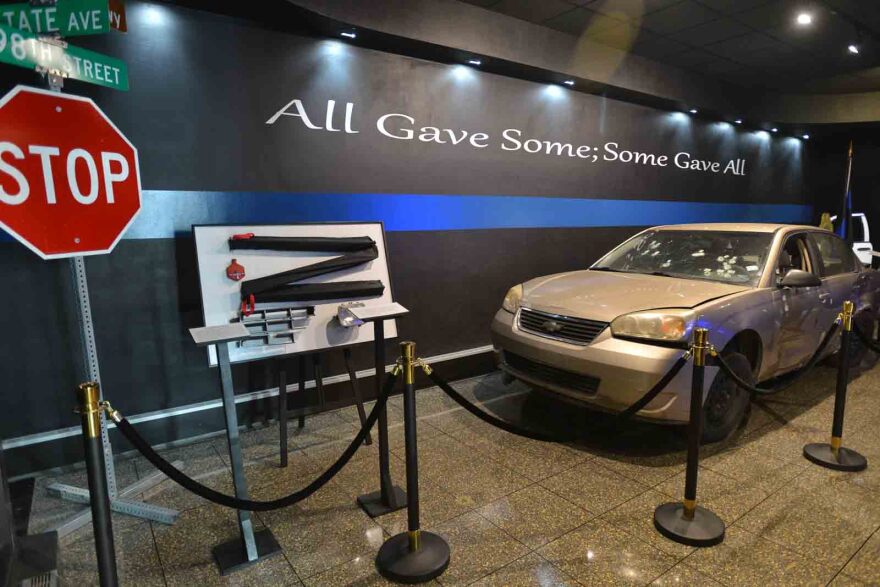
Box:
541 320 563 333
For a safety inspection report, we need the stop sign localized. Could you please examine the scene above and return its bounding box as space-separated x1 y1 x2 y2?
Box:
0 85 141 259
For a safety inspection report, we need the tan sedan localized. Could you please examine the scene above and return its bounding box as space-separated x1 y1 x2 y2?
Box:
491 223 879 441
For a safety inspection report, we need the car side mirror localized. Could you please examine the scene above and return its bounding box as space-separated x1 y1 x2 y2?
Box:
779 269 821 288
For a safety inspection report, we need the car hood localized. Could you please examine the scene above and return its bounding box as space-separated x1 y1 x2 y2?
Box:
521 270 750 322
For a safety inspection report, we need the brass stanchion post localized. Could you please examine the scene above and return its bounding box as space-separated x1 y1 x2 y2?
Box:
804 301 868 471
376 342 450 583
76 382 119 586
653 328 725 547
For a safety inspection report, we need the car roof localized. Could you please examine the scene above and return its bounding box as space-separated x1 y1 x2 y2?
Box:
654 223 825 234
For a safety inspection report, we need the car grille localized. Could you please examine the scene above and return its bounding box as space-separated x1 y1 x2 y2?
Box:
504 352 600 396
518 307 608 345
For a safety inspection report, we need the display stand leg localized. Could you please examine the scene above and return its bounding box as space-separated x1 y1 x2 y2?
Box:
344 347 373 446
297 356 306 429
357 320 406 518
278 364 289 468
212 343 281 575
49 256 180 538
313 354 326 412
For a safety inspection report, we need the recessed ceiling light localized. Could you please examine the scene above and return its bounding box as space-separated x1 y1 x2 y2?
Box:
563 80 575 86
796 12 812 26
848 44 860 54
802 134 810 139
468 59 481 66
771 127 778 132
340 31 356 39
688 108 698 114
734 118 743 124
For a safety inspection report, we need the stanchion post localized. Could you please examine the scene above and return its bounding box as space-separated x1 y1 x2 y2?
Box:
76 382 119 587
804 301 868 471
357 319 406 517
653 328 725 547
376 342 450 583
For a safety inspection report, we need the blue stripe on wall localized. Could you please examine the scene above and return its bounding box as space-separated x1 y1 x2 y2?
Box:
0 191 814 242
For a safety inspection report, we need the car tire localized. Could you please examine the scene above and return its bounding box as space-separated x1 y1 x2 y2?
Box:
701 352 752 444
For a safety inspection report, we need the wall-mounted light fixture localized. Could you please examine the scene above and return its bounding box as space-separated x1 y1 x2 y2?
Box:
467 59 482 66
563 80 575 86
771 127 778 132
802 134 810 139
340 31 356 39
796 12 813 26
688 108 698 114
734 119 743 124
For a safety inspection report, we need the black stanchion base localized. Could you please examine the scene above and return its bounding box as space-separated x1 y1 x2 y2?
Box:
376 531 450 584
803 443 868 472
212 528 282 576
357 486 407 518
654 502 725 547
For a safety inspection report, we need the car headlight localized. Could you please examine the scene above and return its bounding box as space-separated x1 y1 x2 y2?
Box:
611 309 695 343
502 284 523 314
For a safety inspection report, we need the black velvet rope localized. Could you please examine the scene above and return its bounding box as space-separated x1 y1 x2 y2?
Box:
711 320 840 396
113 372 399 512
853 322 880 354
426 353 688 442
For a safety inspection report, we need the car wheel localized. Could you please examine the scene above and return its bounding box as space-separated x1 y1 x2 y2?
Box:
701 352 752 443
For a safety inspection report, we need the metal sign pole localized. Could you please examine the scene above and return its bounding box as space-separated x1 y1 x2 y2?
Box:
39 73 180 538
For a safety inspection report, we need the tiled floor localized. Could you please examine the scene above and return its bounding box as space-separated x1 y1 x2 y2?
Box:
24 361 880 586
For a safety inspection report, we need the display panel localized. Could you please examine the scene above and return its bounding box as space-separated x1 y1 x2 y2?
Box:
194 222 396 365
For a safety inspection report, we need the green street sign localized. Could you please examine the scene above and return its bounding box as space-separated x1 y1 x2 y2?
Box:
0 23 128 90
0 0 110 37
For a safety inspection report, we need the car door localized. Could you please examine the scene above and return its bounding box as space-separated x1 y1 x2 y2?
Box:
810 231 862 331
851 213 873 266
773 232 825 372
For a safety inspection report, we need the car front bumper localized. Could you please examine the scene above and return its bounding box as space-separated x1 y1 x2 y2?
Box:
490 308 707 424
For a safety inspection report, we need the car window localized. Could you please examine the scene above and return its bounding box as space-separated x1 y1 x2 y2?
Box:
777 234 814 278
812 232 857 276
593 230 772 286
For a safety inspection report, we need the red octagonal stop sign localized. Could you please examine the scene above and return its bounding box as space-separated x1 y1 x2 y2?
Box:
0 85 141 259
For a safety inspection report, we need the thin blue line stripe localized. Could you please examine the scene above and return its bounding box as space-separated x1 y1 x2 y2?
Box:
0 191 814 241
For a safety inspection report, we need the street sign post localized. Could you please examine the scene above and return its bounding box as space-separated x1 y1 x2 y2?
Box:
0 0 110 36
0 23 128 90
0 85 140 257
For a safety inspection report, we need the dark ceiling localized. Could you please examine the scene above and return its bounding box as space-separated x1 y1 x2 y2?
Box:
458 0 880 93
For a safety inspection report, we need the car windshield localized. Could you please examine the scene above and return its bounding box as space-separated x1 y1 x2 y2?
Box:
592 230 773 286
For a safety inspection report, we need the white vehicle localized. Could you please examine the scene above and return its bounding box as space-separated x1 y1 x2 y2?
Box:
831 213 873 266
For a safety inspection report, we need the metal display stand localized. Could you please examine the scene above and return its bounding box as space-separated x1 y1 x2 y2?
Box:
189 324 282 575
354 303 410 518
46 258 181 538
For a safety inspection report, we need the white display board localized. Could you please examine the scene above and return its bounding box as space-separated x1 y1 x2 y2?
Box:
194 222 397 365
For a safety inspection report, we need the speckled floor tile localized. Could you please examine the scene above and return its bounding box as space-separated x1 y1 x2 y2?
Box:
740 419 830 463
258 483 386 579
685 526 838 587
734 468 880 567
540 460 650 514
650 563 722 586
289 420 362 450
427 455 531 510
385 416 446 452
469 552 582 587
538 518 678 586
133 441 231 513
839 527 880 582
302 552 440 586
655 466 771 524
484 437 589 483
700 443 805 488
328 449 406 499
828 573 872 586
376 478 472 537
430 511 530 587
60 520 165 586
153 504 300 587
591 450 686 487
599 489 694 558
478 484 594 549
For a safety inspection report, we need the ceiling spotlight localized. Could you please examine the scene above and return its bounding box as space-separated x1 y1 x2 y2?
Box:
735 118 743 124
688 108 698 114
563 80 575 86
796 12 812 26
802 134 810 139
467 59 482 66
848 44 860 54
771 127 778 132
340 31 356 39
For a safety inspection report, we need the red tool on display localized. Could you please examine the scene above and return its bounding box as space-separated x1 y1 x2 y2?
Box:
226 259 246 281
